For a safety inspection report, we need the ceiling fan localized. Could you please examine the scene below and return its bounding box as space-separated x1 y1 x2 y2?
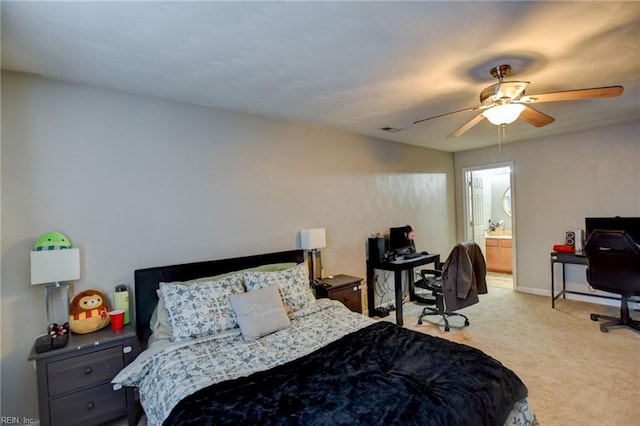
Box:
413 64 623 139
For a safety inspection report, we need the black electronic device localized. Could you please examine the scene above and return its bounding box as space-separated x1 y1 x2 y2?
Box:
585 217 640 243
389 225 416 256
35 322 70 353
371 307 390 318
367 237 385 262
35 332 69 353
402 252 423 260
35 335 54 353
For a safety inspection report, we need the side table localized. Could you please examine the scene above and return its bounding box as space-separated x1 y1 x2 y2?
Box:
314 274 363 313
28 324 140 426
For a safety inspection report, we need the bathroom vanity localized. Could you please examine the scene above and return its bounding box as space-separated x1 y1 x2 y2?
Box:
485 236 512 273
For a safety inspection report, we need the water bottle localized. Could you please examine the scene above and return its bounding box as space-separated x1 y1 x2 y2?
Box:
114 285 130 325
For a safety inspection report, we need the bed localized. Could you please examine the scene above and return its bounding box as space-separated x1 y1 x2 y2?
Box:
112 249 537 426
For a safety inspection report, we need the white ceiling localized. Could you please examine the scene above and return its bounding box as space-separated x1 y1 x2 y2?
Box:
2 1 638 152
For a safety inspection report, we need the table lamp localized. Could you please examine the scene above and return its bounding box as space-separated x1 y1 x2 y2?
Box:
300 228 326 282
31 248 80 327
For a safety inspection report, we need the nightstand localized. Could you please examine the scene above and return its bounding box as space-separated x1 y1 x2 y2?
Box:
28 324 140 426
314 274 363 313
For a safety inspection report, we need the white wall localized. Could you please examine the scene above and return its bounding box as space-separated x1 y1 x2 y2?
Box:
454 122 640 294
489 174 511 231
0 72 455 420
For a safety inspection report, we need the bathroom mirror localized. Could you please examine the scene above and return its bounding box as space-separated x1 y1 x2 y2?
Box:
502 187 512 217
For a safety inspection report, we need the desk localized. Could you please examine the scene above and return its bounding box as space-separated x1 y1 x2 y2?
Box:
367 253 440 326
550 251 620 308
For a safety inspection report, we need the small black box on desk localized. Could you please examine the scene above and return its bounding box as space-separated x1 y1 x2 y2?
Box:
368 238 385 262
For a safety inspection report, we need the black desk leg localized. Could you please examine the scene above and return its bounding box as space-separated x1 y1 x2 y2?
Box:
561 264 566 300
408 267 416 301
551 260 569 309
551 260 556 308
395 270 403 326
366 264 375 317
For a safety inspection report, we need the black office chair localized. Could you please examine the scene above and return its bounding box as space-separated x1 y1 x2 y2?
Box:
415 241 487 331
584 230 640 333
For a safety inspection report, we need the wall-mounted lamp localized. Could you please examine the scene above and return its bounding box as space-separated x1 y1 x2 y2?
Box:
300 228 326 283
31 248 80 327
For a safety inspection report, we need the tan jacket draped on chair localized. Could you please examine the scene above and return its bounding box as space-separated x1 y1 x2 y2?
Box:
441 241 488 311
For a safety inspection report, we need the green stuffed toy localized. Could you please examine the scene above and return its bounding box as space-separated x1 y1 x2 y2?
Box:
34 231 73 251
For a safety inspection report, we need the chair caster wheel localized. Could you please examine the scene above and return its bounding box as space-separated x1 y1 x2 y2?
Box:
590 314 599 322
600 326 609 332
444 326 450 332
464 320 470 326
418 319 422 325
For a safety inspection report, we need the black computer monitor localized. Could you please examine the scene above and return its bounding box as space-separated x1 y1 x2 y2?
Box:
389 225 415 255
585 217 640 243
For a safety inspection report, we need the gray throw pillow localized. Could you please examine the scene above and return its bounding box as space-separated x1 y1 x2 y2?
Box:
228 284 290 340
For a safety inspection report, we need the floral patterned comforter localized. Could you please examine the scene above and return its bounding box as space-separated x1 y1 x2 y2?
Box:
113 300 536 426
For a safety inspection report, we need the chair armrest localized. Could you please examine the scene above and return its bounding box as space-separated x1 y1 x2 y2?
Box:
417 269 443 292
419 278 443 292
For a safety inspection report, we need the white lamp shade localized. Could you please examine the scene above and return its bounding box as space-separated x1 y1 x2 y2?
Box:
482 104 526 125
31 248 80 285
300 228 326 250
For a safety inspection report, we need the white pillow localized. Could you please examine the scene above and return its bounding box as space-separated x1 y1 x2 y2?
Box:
228 284 290 340
159 274 245 342
244 263 315 314
150 289 172 340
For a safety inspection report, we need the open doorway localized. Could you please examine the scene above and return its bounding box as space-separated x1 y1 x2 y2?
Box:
462 163 515 290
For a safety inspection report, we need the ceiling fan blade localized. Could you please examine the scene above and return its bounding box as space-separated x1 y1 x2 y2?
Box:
447 113 485 138
519 105 555 128
413 105 482 125
524 86 623 103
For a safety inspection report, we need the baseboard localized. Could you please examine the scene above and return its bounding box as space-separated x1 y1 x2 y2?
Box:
515 286 631 308
515 286 548 297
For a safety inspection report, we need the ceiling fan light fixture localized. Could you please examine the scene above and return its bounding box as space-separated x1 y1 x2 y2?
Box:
482 103 526 125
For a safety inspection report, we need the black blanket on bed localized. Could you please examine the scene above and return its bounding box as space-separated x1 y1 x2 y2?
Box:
164 321 527 426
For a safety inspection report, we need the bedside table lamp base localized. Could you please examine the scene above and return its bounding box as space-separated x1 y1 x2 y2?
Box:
300 228 327 283
307 249 323 283
44 282 71 327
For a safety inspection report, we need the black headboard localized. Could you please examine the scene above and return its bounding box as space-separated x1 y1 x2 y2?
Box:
134 249 305 345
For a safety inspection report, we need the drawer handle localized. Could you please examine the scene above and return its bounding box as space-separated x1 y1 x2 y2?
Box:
87 402 95 410
84 366 93 375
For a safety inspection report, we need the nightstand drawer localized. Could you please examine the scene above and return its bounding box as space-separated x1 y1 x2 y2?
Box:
50 382 126 426
330 285 362 313
47 346 123 396
314 275 363 314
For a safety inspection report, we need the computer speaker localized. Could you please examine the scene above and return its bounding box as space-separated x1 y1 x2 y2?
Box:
565 231 575 247
367 237 385 262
